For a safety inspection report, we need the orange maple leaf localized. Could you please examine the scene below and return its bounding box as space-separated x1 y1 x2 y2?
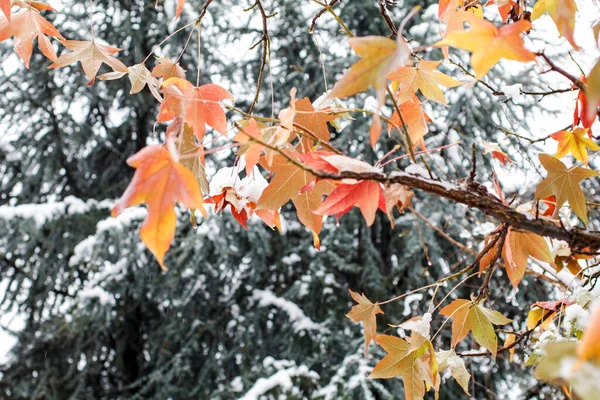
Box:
257 152 334 247
435 14 535 79
294 97 336 142
346 289 384 353
112 145 206 270
49 39 128 85
316 180 385 226
531 0 579 50
0 0 10 21
159 78 233 141
151 57 186 80
552 127 599 165
0 7 64 68
233 118 268 175
388 95 432 148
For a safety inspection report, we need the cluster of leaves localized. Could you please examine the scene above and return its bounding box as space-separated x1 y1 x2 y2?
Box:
3 0 600 398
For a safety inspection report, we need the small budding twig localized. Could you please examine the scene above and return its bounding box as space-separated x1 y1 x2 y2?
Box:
378 0 398 38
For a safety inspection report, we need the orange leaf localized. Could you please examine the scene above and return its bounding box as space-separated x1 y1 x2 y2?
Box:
316 180 385 226
159 78 233 141
49 39 127 85
152 57 186 80
388 60 462 105
535 154 600 225
440 299 511 358
435 15 535 79
552 128 599 165
294 97 336 142
233 118 267 175
502 228 552 288
482 141 513 165
0 0 10 21
0 8 63 68
176 0 185 18
257 152 334 246
346 289 384 353
578 305 600 363
112 145 206 270
328 35 411 104
531 0 579 50
389 96 431 147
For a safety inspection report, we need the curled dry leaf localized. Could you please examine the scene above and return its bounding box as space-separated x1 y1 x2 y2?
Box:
384 183 414 228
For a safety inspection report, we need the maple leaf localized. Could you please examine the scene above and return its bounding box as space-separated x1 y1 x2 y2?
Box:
384 183 414 228
112 145 206 270
178 124 209 195
435 15 535 79
389 96 431 148
535 154 600 226
388 60 462 106
316 180 385 226
487 0 518 22
233 119 268 175
440 299 512 358
369 333 436 399
577 305 600 363
502 228 552 288
0 8 64 68
328 35 411 104
436 349 470 395
346 289 384 354
159 78 233 141
439 1 483 58
257 152 334 247
583 60 600 128
438 0 459 21
482 141 513 165
552 128 599 165
175 0 185 18
294 97 336 142
531 0 579 50
152 57 186 80
0 0 9 21
127 63 161 100
49 40 128 85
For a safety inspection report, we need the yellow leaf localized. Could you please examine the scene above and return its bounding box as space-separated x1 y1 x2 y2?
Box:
531 0 579 50
552 128 599 165
434 15 535 79
535 154 600 226
388 60 462 105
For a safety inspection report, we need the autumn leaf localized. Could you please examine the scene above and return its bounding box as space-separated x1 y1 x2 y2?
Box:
490 0 518 23
531 0 579 50
439 1 483 58
502 228 552 288
175 0 185 18
535 154 600 225
178 124 209 195
435 14 535 79
552 128 599 165
112 145 206 270
159 78 234 141
436 349 470 395
482 141 513 165
440 299 512 358
49 39 128 85
0 7 64 68
294 97 336 142
583 60 600 127
346 289 384 354
127 63 162 101
577 305 600 363
0 0 9 21
369 333 436 399
328 35 411 104
384 183 414 228
388 60 462 106
152 57 186 80
257 152 334 247
233 119 268 175
316 180 385 226
389 96 431 148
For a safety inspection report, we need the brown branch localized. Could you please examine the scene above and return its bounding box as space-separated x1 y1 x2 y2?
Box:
310 169 600 251
378 0 398 38
536 52 585 91
246 0 273 115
